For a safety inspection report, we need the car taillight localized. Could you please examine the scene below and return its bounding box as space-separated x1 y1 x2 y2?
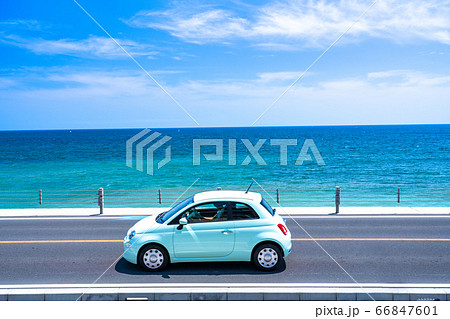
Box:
277 223 288 235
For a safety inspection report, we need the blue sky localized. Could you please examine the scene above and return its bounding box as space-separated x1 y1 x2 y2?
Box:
1 0 450 129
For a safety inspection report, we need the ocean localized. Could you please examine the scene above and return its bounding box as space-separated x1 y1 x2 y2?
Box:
0 125 449 208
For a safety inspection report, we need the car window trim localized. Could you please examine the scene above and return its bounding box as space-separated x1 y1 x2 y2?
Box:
168 201 231 225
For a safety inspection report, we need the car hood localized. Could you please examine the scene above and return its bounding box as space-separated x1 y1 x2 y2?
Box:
132 215 160 234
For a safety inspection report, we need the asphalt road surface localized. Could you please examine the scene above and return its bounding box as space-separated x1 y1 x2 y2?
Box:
1 215 449 285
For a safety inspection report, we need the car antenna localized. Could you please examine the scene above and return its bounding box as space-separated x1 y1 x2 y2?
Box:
245 182 253 193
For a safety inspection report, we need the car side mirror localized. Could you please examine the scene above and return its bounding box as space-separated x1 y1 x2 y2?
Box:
177 217 188 230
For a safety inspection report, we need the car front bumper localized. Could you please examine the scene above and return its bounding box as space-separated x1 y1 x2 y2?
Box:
123 236 138 264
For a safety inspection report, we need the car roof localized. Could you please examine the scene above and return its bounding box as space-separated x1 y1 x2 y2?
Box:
193 190 262 203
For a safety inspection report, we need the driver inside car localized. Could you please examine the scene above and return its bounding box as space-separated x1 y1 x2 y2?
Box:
185 203 226 222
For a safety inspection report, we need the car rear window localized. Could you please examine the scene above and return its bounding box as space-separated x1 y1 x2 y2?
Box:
231 202 259 220
260 198 275 216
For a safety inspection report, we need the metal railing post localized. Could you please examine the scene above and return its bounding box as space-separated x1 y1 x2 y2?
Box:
39 189 42 205
276 188 279 204
335 186 341 214
397 187 400 203
98 188 104 215
158 189 162 204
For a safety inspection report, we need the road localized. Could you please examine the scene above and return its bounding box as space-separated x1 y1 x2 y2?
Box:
0 215 449 285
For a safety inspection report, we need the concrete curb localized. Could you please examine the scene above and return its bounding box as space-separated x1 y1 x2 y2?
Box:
1 284 449 301
0 207 449 217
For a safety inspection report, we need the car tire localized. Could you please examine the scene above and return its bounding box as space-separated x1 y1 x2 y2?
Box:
252 243 282 271
138 244 169 271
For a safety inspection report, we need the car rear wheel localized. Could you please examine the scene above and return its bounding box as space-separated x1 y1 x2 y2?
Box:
252 243 282 271
138 244 169 271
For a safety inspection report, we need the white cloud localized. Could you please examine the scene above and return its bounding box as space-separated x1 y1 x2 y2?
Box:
0 68 184 104
1 68 449 128
256 71 305 83
0 19 42 31
127 9 249 44
126 0 450 47
0 34 158 59
367 70 450 87
0 78 17 89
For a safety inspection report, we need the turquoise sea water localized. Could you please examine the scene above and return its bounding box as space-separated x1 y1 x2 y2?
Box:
0 125 449 208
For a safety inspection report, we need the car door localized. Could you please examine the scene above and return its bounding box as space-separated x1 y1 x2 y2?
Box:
230 201 262 251
172 201 235 258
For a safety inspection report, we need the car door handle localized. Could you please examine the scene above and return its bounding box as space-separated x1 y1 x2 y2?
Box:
221 230 233 234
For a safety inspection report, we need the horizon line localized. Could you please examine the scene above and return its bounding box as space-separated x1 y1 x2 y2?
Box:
0 122 449 132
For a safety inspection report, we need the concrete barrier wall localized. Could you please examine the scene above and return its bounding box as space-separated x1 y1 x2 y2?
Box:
1 287 449 301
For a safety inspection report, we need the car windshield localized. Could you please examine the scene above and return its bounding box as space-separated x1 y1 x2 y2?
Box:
156 195 194 224
260 197 275 216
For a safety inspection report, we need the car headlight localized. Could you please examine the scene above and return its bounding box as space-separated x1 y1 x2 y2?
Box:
128 230 136 240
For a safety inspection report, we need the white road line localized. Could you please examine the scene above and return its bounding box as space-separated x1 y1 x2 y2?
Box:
0 216 134 221
2 283 450 289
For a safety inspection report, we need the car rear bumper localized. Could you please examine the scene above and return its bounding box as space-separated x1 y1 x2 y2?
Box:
283 240 292 257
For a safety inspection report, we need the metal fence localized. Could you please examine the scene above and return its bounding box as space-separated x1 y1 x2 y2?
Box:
0 187 449 213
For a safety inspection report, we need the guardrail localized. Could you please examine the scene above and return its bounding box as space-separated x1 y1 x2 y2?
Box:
0 187 449 214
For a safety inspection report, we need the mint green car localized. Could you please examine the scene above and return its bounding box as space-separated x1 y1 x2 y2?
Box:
123 190 292 271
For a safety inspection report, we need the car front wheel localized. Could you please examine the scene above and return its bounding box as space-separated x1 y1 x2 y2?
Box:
138 244 169 271
252 243 282 271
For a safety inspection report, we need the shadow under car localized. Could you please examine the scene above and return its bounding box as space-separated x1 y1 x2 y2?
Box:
114 257 286 277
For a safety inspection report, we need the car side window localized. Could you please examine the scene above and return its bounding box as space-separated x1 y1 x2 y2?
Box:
171 201 228 224
231 202 259 220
